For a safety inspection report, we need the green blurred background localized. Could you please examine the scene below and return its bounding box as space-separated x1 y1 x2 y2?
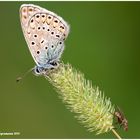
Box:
0 1 140 138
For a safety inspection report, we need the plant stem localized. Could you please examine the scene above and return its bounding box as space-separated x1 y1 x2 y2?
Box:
111 128 122 139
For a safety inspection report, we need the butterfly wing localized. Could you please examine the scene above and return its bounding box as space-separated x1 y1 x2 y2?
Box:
20 4 70 68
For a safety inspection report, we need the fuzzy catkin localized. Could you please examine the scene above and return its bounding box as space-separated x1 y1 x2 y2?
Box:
43 63 115 134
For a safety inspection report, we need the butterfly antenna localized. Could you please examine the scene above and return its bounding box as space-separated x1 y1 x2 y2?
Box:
16 68 34 82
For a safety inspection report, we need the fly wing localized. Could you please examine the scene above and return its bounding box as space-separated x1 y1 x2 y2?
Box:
117 106 125 118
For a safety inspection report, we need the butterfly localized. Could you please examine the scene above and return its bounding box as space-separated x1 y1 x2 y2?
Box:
19 4 70 75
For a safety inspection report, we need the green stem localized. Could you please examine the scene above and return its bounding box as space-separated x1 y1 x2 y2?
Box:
111 128 122 139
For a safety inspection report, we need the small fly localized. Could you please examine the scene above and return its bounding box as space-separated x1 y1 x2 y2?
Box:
114 107 128 131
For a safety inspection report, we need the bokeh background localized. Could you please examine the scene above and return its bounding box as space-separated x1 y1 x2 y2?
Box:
0 1 140 138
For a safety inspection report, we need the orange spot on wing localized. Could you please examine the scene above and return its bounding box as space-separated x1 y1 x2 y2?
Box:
27 31 30 34
23 15 27 19
23 8 26 13
28 8 33 12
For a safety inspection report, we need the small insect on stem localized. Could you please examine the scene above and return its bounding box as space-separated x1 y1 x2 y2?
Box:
114 106 128 131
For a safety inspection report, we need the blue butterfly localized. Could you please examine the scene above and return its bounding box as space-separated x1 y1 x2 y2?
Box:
20 4 69 75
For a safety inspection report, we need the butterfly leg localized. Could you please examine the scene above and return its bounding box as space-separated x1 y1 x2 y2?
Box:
44 61 59 70
33 61 59 76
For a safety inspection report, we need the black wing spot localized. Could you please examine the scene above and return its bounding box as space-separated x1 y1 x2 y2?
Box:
31 19 34 23
34 34 37 37
56 35 60 38
36 15 40 18
31 41 35 45
37 51 40 54
60 26 64 29
54 20 58 23
41 40 44 44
